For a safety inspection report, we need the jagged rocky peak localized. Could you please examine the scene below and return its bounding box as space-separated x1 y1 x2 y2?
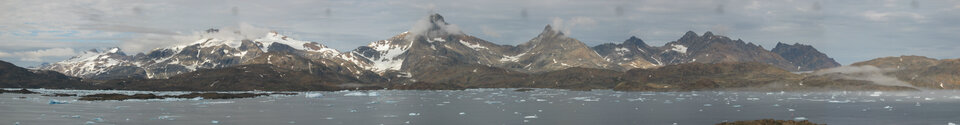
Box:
771 42 841 71
623 36 649 48
775 42 809 49
428 13 449 29
702 31 714 37
85 48 99 53
680 31 699 40
591 36 659 69
510 24 620 72
78 47 124 55
205 28 220 33
407 13 464 39
541 24 564 36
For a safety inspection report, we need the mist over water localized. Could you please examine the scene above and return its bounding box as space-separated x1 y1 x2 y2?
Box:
813 65 920 89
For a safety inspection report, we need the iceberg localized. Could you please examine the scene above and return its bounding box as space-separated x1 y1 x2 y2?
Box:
49 99 68 104
524 115 538 119
794 117 808 120
343 92 379 97
305 93 323 98
343 92 367 96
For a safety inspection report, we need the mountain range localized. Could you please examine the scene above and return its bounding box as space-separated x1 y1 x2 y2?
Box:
5 13 946 91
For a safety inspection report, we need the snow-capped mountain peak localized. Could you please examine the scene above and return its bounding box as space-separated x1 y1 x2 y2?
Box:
255 31 339 55
40 47 135 79
43 29 346 79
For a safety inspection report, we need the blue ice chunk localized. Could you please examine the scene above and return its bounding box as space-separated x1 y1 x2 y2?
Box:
49 99 68 104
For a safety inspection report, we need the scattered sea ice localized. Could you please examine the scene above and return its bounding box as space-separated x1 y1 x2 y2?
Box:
49 99 68 104
794 117 807 120
305 93 323 98
211 120 220 124
199 101 235 105
483 101 503 104
343 92 367 96
408 113 420 116
703 104 712 107
570 96 600 102
948 122 956 125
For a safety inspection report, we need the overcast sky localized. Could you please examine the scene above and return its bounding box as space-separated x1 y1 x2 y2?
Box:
1 0 958 67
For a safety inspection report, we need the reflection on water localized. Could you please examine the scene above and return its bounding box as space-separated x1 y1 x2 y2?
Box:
2 89 960 125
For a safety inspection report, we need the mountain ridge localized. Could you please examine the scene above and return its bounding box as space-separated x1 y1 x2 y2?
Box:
41 13 840 84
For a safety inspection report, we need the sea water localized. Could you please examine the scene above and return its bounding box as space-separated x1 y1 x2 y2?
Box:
1 88 959 125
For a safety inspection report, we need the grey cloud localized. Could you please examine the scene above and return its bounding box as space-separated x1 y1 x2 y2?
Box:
480 26 501 38
77 24 178 35
0 48 78 62
520 8 529 19
232 6 240 16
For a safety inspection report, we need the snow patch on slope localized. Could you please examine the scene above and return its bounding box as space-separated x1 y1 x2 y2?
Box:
459 40 488 50
500 53 526 62
670 44 688 54
362 40 413 73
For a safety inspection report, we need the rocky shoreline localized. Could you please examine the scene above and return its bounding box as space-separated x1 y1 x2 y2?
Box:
77 92 297 101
